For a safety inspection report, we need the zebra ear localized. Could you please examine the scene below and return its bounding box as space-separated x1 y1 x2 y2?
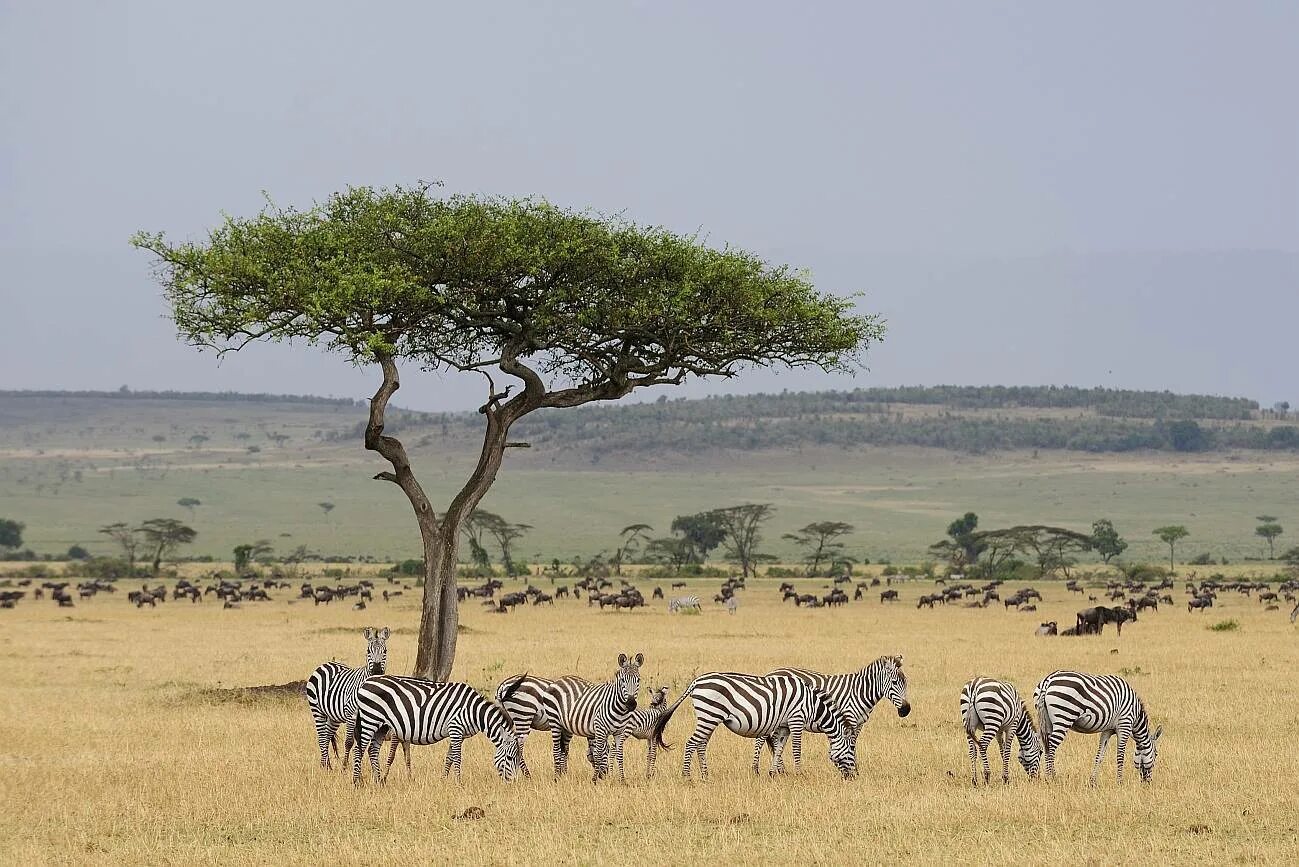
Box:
893 655 904 667
363 627 374 640
634 652 644 667
618 653 628 666
378 627 390 641
1153 725 1163 741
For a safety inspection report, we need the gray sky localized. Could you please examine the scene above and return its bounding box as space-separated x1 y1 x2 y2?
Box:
3 1 1296 410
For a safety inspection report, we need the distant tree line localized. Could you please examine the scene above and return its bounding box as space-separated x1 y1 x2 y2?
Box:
1 388 363 407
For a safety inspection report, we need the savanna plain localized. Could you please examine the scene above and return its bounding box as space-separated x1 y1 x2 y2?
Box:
4 574 1298 865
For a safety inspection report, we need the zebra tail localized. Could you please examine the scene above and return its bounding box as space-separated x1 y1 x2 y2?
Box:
1034 688 1052 746
497 672 527 706
961 688 978 737
651 678 697 750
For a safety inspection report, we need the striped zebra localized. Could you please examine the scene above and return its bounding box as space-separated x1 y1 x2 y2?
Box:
611 685 672 779
668 596 700 613
304 626 389 769
651 672 857 780
494 673 593 778
759 655 910 764
351 675 522 784
543 652 643 782
960 676 1042 785
1034 670 1163 784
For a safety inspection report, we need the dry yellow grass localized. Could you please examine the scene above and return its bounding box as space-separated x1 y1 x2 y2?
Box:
3 578 1297 865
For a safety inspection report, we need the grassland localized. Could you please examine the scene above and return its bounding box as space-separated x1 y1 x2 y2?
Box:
1 395 1296 566
3 575 1298 864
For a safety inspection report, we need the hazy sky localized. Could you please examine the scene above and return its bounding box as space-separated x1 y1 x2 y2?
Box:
3 1 1296 410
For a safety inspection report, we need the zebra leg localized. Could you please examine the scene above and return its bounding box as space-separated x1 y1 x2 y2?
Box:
312 711 335 769
515 729 533 779
383 736 399 780
646 737 657 779
445 731 464 783
751 738 764 775
351 718 367 785
998 730 1012 784
1044 731 1065 781
977 731 995 784
790 724 803 772
591 728 611 782
769 731 789 775
1090 731 1112 786
966 732 980 786
402 740 412 778
613 733 627 784
550 728 571 777
684 722 715 781
368 731 385 785
1115 727 1130 783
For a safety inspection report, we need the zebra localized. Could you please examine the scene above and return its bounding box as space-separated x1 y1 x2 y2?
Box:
959 676 1042 785
611 685 672 779
1034 670 1163 784
304 626 389 769
543 652 643 782
668 596 700 613
351 675 522 784
724 596 738 615
758 655 910 765
651 672 858 780
1291 601 1298 623
494 673 593 778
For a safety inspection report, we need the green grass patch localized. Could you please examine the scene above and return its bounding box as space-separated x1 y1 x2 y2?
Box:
1208 619 1240 632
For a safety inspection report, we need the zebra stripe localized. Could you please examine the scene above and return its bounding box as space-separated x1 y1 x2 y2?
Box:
668 596 700 612
351 675 522 784
650 672 857 780
1034 670 1163 784
494 673 593 779
543 653 643 781
959 676 1042 785
611 686 671 779
762 655 910 763
304 626 389 769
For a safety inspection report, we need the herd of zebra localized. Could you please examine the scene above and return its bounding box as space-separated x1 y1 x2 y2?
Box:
306 628 1161 787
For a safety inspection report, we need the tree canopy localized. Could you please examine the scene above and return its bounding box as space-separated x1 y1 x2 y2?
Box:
0 519 23 550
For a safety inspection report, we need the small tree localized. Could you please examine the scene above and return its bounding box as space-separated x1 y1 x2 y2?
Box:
1090 518 1128 564
475 511 531 576
0 518 24 550
134 183 881 679
178 497 202 517
929 512 983 571
1255 520 1283 559
1153 525 1189 570
318 501 336 518
98 522 140 573
670 512 728 564
708 504 775 578
784 521 854 576
611 523 653 575
188 434 210 448
233 540 274 573
645 537 691 574
138 518 197 574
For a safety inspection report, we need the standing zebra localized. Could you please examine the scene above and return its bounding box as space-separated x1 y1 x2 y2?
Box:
351 675 522 784
1034 670 1162 784
760 655 910 764
651 672 857 780
959 676 1042 785
543 652 644 782
304 626 389 769
494 673 593 778
668 596 700 613
611 685 672 779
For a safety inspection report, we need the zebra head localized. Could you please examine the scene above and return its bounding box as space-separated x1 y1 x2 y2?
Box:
647 685 670 709
1016 703 1043 778
363 627 390 675
883 655 911 717
809 688 857 779
615 653 643 711
1134 715 1163 783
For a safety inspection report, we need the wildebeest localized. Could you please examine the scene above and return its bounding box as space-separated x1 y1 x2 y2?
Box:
1035 621 1057 636
1076 606 1137 636
880 589 899 603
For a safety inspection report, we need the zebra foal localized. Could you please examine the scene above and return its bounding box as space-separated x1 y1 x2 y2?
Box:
304 626 389 769
1035 670 1162 784
959 676 1042 785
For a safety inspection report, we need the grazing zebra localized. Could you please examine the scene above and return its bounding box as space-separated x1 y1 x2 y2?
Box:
351 675 522 784
668 596 700 613
543 653 644 781
304 626 389 769
759 655 910 764
494 673 593 778
959 677 1042 785
651 672 857 780
1034 670 1162 784
724 596 738 615
611 686 672 779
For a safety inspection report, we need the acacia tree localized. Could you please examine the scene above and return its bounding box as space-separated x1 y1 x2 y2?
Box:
1255 517 1282 559
784 521 854 576
98 522 141 573
670 512 728 564
611 523 653 575
708 504 774 578
138 518 197 574
177 497 202 518
133 183 882 680
1153 525 1189 570
1090 518 1128 564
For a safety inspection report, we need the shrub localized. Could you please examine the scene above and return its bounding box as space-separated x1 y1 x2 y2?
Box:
1209 619 1239 632
881 565 898 576
394 559 424 576
66 545 91 561
1189 552 1215 565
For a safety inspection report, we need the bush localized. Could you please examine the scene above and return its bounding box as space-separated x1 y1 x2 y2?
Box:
394 559 424 576
1209 619 1239 632
1189 552 1215 566
67 545 91 561
881 565 899 576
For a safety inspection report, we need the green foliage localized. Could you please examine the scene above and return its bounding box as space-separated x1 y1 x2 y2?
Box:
670 513 728 564
1153 525 1190 568
0 518 23 549
783 521 854 576
233 540 273 573
394 558 424 576
1168 420 1211 452
1188 552 1215 565
66 544 91 560
705 504 775 578
1255 522 1283 558
1090 518 1128 563
1208 619 1240 632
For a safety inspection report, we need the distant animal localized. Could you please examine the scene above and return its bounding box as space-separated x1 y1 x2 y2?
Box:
880 589 899 603
1035 622 1057 636
652 586 664 599
668 596 700 613
304 626 390 770
1035 670 1162 784
960 677 1042 785
724 596 738 615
